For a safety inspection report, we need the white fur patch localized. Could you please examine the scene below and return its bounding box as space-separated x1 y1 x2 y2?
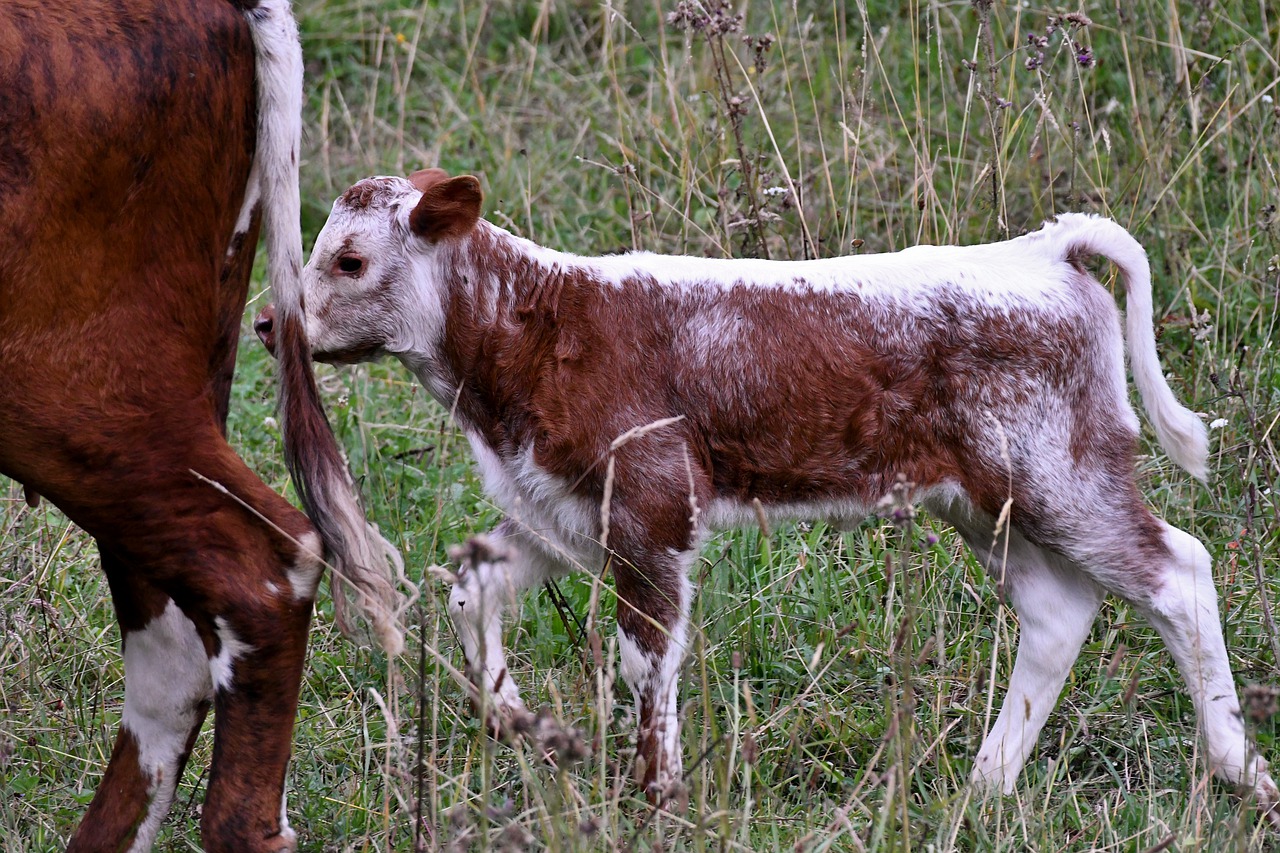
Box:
399 207 1091 321
278 793 296 847
286 530 325 601
467 437 599 563
244 0 304 313
447 556 528 715
121 600 212 852
226 158 262 260
210 617 253 694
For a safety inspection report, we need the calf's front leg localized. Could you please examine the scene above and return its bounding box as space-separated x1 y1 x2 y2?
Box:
448 521 564 730
611 538 697 804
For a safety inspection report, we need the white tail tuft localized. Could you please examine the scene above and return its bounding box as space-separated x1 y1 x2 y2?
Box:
1045 213 1209 481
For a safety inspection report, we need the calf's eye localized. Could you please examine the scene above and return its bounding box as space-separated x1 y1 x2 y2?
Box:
335 255 364 276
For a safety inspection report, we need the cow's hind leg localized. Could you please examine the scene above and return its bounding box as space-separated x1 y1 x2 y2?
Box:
190 454 320 852
70 562 213 851
51 431 320 852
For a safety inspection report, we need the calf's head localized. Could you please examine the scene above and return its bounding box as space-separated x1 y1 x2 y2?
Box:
255 168 482 363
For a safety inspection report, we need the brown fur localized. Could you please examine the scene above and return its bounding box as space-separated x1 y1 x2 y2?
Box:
415 223 1173 795
435 227 1162 557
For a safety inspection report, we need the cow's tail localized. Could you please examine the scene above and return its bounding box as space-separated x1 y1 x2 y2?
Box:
1045 213 1209 482
244 0 406 655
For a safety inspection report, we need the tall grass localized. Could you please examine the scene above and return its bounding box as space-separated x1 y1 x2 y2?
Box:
2 1 1279 849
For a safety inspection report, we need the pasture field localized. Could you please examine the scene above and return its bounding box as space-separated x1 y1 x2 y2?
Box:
2 0 1279 849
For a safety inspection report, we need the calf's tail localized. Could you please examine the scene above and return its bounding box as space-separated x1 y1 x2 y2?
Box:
1045 213 1208 482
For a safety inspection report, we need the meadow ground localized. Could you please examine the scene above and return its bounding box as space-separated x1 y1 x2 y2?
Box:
2 1 1279 849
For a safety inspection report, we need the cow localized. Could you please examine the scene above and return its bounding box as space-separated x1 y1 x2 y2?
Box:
0 1 403 849
256 167 1279 822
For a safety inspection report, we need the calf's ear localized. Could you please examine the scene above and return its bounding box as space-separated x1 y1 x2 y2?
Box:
410 175 482 242
408 168 449 192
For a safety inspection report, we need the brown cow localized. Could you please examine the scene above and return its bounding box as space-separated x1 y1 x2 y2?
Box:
0 1 402 849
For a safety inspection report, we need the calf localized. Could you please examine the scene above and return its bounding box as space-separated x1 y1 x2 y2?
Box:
260 168 1277 817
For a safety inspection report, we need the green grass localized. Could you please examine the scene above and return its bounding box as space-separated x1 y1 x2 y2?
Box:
3 0 1280 849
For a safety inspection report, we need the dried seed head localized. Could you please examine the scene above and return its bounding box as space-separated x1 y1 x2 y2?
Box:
1243 684 1280 725
533 708 592 766
495 823 533 852
448 534 509 571
666 0 742 37
875 474 917 528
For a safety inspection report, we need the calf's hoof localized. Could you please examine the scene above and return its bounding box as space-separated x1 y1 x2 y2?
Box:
634 755 688 811
969 752 1018 796
1257 775 1280 829
473 700 534 744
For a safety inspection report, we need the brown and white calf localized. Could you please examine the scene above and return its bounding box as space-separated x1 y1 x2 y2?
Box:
260 168 1277 817
0 2 402 849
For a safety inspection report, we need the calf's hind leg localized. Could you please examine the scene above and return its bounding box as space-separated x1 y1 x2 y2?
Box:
968 532 1104 790
1055 514 1279 813
981 486 1278 818
1136 522 1279 817
928 500 1105 790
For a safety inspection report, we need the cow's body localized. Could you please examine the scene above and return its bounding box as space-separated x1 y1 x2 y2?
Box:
0 2 400 849
260 168 1279 821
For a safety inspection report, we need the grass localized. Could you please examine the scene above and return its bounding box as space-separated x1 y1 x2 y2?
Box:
3 0 1280 849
